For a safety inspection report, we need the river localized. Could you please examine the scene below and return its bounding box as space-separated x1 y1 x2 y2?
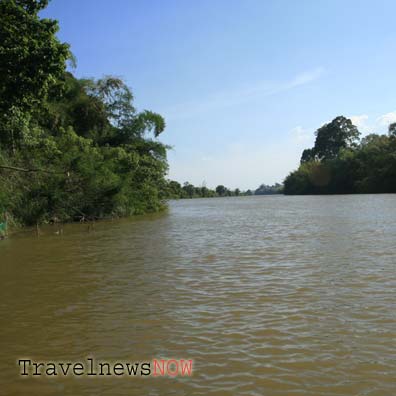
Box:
1 195 395 395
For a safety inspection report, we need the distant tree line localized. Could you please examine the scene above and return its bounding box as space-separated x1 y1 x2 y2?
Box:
163 181 284 199
254 183 283 195
284 116 396 194
163 181 253 199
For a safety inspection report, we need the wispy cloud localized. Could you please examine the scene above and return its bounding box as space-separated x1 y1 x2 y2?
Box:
288 67 325 88
164 67 325 120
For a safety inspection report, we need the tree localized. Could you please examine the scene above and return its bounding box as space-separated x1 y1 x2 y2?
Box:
313 116 360 160
0 1 171 226
255 183 282 195
389 123 396 137
75 76 165 144
0 0 70 152
360 133 385 147
166 180 182 198
216 185 226 196
300 148 316 164
0 0 70 113
284 116 396 195
182 182 195 198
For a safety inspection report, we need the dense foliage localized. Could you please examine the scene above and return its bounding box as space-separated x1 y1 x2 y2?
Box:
0 0 168 226
284 116 396 194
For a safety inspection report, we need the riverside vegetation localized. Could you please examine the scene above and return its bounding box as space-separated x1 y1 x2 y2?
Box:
284 116 396 194
2 1 395 231
0 0 278 230
0 0 170 228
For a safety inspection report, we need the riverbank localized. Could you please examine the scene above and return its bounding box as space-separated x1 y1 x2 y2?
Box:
0 205 169 239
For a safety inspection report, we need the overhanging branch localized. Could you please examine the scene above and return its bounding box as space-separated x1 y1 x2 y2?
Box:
0 165 67 175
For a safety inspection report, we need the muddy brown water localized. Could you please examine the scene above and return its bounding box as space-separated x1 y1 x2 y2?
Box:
1 195 395 395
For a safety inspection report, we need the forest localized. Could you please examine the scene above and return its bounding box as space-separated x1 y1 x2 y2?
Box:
284 116 396 194
0 0 171 228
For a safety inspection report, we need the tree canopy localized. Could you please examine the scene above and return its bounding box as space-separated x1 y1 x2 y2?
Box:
0 0 169 227
285 116 396 195
300 116 360 163
0 0 70 114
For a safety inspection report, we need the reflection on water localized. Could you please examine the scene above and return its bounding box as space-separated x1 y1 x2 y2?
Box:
1 195 396 395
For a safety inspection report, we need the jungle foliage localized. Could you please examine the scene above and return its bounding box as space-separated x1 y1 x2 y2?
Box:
0 0 169 226
284 116 396 194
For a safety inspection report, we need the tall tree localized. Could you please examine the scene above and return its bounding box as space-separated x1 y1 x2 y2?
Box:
313 116 360 160
0 0 70 113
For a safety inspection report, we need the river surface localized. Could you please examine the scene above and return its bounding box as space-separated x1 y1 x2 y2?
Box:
1 195 395 395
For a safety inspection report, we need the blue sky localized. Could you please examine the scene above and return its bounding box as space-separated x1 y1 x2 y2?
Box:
42 0 396 190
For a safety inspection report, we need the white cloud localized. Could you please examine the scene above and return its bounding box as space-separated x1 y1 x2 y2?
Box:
346 111 396 136
377 111 396 127
350 114 371 134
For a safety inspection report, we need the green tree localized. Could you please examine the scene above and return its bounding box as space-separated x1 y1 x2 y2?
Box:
313 116 360 160
284 118 396 195
300 148 316 164
182 182 195 198
255 183 282 195
215 185 226 196
0 0 70 153
82 76 166 140
0 0 170 226
166 180 182 198
0 0 69 114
